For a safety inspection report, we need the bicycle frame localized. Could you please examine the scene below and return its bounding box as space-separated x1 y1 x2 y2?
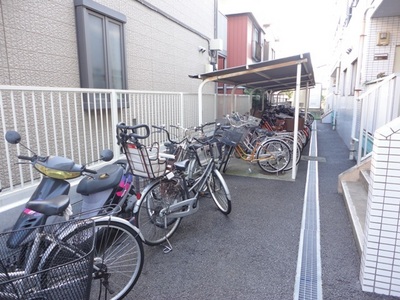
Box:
234 141 273 163
160 158 215 219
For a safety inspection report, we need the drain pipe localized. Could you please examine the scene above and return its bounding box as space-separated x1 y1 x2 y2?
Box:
332 66 340 131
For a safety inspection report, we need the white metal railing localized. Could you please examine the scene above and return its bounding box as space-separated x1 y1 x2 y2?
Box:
352 73 400 163
0 85 250 197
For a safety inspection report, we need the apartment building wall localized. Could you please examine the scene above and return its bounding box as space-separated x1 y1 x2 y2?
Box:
0 0 216 93
364 16 400 83
327 0 400 149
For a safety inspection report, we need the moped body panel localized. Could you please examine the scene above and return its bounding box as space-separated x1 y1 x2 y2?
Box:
7 178 70 248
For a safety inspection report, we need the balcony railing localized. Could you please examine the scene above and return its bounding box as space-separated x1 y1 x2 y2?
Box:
0 85 250 203
353 73 400 163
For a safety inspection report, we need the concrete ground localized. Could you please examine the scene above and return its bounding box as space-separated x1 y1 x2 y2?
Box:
128 121 399 300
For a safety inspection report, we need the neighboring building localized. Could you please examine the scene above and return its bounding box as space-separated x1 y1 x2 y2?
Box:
225 12 265 67
216 12 266 94
0 0 220 94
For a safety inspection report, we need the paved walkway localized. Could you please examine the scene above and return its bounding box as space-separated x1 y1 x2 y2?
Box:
130 121 399 300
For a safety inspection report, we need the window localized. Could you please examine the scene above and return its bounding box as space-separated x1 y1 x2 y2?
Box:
252 26 261 62
75 0 127 90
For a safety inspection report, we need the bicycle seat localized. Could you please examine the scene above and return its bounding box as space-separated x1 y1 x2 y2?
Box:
188 143 203 151
174 159 190 171
26 195 70 216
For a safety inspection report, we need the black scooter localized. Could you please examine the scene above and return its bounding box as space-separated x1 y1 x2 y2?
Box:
5 130 137 247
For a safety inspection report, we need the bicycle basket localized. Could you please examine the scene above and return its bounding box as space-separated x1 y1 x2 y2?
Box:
220 128 247 147
124 141 167 179
0 219 95 300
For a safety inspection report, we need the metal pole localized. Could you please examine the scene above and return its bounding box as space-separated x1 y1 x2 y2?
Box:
198 78 212 125
291 61 302 180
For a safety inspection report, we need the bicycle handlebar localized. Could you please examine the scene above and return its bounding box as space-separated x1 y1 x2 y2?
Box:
152 125 187 145
116 122 150 145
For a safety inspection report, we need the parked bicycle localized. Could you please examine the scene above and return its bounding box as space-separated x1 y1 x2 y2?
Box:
153 122 217 182
116 122 232 249
4 130 144 299
218 113 292 174
0 212 95 300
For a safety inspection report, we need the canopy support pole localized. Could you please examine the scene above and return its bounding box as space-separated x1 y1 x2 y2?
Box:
291 60 302 180
198 78 213 125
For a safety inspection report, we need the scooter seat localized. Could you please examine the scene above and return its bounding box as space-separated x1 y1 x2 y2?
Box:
77 164 124 195
26 195 70 216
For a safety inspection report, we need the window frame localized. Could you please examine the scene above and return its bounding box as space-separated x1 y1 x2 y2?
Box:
252 25 262 62
75 0 127 90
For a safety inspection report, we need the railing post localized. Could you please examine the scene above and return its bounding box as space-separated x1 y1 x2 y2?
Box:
110 90 120 158
180 93 184 127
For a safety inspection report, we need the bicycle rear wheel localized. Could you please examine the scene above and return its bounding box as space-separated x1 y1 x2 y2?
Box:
207 169 232 214
134 179 184 245
256 139 291 173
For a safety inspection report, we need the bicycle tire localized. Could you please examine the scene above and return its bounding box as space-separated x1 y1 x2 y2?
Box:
134 179 184 245
89 217 144 299
207 169 232 214
279 135 302 171
42 217 144 300
256 139 291 173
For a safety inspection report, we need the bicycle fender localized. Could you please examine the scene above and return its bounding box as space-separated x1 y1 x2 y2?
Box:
94 215 144 241
131 179 160 215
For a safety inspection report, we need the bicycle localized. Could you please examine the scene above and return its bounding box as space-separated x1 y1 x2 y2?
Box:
0 194 145 300
117 123 232 248
0 206 94 300
153 122 217 183
219 113 292 174
4 131 145 300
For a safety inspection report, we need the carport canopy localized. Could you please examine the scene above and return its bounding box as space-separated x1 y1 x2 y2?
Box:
190 52 315 93
189 52 315 180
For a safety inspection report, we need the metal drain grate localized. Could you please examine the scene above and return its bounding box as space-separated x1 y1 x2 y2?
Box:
294 122 322 300
301 156 326 162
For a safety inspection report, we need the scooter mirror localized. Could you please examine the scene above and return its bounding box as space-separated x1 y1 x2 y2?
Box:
100 149 114 162
5 131 21 144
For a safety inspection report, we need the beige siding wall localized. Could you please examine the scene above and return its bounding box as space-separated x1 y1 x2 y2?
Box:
0 1 79 86
0 0 216 93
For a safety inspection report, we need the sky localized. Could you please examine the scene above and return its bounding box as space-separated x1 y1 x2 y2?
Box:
219 0 339 81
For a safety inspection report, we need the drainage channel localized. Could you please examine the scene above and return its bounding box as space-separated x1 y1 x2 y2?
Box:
293 121 322 300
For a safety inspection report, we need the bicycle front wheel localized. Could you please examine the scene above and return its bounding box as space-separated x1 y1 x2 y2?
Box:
135 179 184 245
256 139 291 173
90 218 144 300
207 169 232 214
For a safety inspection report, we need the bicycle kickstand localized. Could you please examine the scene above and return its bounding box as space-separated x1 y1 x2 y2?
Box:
162 238 173 254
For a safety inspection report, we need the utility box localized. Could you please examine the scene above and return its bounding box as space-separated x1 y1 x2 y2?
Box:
210 39 223 51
